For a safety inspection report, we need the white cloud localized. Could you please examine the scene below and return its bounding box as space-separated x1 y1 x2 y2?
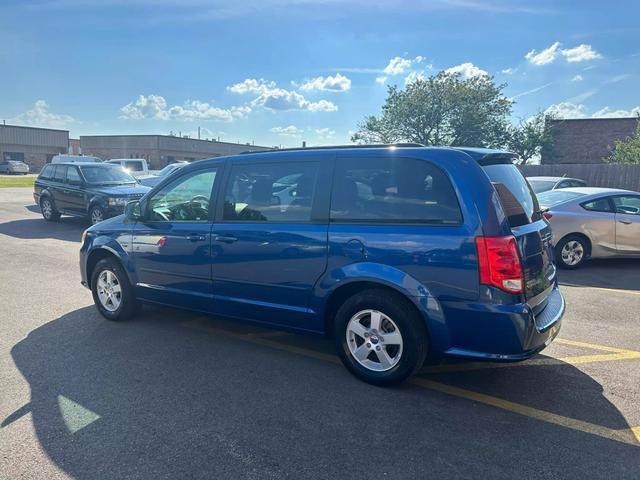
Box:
501 67 517 75
375 76 388 84
227 78 275 95
525 41 562 66
561 44 602 63
545 102 640 119
9 100 76 129
544 102 587 119
315 127 335 138
571 74 583 82
382 55 425 76
120 94 249 121
404 70 425 85
591 106 640 118
525 42 602 65
444 62 488 79
299 73 351 92
228 78 338 112
271 125 303 136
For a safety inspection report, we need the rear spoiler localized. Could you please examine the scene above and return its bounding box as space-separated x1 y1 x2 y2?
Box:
475 152 519 166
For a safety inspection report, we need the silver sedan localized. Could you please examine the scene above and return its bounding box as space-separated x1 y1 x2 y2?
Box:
537 187 640 269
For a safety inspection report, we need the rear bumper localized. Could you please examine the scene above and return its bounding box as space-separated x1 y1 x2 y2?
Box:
438 287 564 361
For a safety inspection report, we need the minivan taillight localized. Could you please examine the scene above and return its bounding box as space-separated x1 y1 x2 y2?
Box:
475 236 523 294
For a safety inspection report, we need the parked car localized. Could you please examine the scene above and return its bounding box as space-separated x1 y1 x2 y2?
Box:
537 187 640 269
34 162 151 225
138 162 188 187
527 176 586 194
106 158 151 177
79 145 564 385
0 160 29 174
51 154 102 164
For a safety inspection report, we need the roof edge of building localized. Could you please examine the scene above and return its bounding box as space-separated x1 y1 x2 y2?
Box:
79 134 272 149
0 123 70 134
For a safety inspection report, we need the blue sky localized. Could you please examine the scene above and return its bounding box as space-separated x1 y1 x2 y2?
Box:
1 0 639 147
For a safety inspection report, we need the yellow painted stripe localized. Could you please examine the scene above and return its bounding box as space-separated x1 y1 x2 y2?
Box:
555 338 640 355
411 377 640 446
184 318 639 446
560 284 640 296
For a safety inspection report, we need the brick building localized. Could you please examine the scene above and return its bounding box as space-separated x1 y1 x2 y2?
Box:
0 124 69 170
80 135 273 169
542 117 639 164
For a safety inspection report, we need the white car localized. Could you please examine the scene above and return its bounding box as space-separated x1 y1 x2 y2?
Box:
537 187 640 269
105 158 151 177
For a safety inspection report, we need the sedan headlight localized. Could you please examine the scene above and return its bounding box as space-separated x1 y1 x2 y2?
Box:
107 197 128 206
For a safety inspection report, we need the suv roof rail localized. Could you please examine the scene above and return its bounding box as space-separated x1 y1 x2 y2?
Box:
240 143 425 154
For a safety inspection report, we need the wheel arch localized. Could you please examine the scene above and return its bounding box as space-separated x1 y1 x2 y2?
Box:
86 245 134 289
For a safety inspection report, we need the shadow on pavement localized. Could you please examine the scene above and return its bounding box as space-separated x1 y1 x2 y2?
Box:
4 306 639 479
0 217 86 242
558 258 640 291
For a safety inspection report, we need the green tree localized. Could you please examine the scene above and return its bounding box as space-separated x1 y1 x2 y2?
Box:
606 121 640 164
506 112 556 165
351 72 513 148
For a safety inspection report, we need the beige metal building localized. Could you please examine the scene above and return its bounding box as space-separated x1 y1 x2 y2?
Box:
80 135 273 169
0 124 69 170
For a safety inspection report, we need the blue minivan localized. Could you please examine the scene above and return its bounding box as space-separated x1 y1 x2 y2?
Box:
80 145 564 385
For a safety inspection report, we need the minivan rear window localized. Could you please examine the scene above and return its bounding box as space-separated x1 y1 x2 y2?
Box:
482 163 541 228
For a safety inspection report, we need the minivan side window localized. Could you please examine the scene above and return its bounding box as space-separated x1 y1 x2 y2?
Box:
148 168 218 222
330 157 462 224
223 162 319 222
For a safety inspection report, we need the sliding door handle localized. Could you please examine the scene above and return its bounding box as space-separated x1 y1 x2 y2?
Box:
214 235 238 243
185 234 206 242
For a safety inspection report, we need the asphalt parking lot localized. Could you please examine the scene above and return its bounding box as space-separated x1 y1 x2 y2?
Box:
1 187 639 479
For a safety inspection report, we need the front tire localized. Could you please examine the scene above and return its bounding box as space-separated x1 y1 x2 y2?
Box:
555 235 588 269
89 205 105 225
91 258 140 321
40 197 60 221
334 289 428 386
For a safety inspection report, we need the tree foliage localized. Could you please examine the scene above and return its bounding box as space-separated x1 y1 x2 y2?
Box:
351 72 512 148
506 112 556 165
606 121 640 164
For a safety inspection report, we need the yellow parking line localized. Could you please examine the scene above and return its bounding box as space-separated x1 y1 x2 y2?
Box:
554 338 640 355
183 319 639 447
411 378 640 447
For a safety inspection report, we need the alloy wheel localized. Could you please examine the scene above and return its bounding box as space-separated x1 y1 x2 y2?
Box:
96 269 122 312
561 240 584 266
346 309 403 372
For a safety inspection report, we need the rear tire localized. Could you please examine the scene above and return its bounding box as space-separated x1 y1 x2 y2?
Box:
91 258 140 321
555 234 588 269
40 197 60 221
334 289 428 386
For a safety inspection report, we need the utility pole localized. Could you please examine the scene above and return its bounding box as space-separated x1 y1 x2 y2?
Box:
198 126 201 140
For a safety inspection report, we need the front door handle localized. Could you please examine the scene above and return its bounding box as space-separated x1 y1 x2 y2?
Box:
618 219 633 225
214 235 238 243
186 234 206 242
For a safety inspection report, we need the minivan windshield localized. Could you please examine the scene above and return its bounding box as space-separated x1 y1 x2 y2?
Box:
80 165 137 184
482 163 541 227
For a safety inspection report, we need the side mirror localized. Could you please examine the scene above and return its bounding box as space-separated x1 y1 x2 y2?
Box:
125 200 142 221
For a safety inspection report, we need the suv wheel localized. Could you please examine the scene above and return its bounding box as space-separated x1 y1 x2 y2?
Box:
89 205 105 225
334 289 428 386
91 258 140 321
40 197 60 221
556 235 588 269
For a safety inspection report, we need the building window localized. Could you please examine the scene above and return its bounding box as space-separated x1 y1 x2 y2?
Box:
3 152 25 162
